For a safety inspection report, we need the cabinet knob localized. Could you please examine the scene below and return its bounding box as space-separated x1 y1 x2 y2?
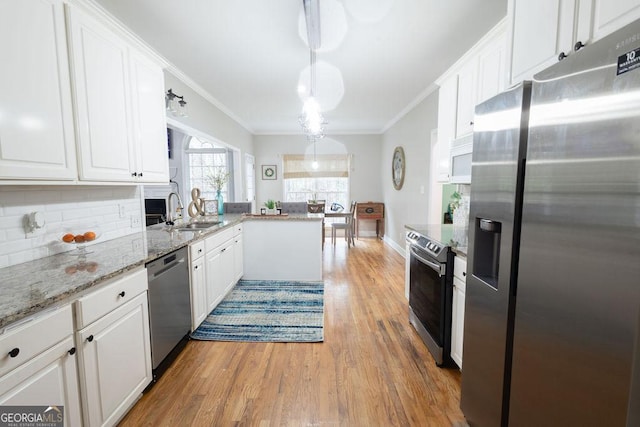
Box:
131 172 138 177
139 172 143 177
558 51 568 61
463 272 466 277
68 347 76 356
574 41 585 51
118 291 126 297
469 121 474 126
86 335 94 342
8 348 19 358
194 265 199 270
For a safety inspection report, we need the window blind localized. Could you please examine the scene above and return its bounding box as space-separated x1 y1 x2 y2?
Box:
282 154 350 179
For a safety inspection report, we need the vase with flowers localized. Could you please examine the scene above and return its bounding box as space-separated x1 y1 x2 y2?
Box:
206 169 229 215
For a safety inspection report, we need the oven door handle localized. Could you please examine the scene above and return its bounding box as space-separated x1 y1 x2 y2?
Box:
410 246 446 276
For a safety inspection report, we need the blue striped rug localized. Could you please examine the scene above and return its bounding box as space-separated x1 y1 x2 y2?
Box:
190 280 324 342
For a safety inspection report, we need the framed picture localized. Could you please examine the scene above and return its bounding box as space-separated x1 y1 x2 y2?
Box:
262 165 277 180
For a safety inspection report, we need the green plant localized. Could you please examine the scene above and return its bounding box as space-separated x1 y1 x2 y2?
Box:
264 199 276 209
448 191 462 214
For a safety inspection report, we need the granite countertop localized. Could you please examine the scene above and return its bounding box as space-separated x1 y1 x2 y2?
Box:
0 212 323 330
405 223 468 256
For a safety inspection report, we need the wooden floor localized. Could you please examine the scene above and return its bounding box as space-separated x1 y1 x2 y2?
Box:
119 238 467 426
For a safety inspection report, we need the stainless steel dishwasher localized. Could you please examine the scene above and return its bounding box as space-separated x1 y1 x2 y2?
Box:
146 246 191 383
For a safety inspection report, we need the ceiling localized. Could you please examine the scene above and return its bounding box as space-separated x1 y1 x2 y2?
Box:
93 0 507 135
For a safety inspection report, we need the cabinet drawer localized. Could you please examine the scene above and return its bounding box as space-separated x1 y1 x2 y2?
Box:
205 227 234 252
74 268 148 329
454 256 467 281
0 304 73 378
190 240 205 260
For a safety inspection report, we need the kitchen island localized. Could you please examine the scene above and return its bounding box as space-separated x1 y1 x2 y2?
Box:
241 214 323 282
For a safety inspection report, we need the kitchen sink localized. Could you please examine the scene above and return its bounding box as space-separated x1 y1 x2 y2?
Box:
174 221 221 231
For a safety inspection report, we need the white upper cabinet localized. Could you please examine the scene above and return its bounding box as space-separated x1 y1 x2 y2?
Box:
477 31 508 104
435 19 507 184
435 76 457 183
509 0 576 85
455 58 479 139
67 6 134 182
67 4 168 183
592 0 640 41
129 51 169 183
509 0 640 85
0 0 77 180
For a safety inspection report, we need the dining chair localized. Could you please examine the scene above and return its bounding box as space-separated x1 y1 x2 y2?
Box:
307 202 325 213
279 202 308 214
223 202 252 214
331 201 357 247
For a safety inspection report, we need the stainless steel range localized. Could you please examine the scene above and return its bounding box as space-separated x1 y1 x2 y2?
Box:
406 228 454 366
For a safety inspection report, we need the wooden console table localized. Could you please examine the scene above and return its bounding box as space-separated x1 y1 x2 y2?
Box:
355 202 384 239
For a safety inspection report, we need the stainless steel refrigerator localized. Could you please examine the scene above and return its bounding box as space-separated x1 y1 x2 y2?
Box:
461 20 640 427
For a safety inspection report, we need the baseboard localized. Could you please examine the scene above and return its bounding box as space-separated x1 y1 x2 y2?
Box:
383 236 406 258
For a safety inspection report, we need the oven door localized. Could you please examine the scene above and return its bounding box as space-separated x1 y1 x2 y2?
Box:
408 244 451 366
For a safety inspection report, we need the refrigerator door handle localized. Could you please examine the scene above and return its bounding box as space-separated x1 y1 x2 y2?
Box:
410 246 445 276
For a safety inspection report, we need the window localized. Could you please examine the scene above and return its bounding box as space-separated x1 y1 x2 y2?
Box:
283 154 350 208
186 136 233 202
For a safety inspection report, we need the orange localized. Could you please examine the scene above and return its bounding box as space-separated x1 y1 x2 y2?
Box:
62 233 75 243
74 234 85 243
84 231 97 241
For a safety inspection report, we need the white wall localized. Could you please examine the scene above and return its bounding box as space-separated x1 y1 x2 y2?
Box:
381 90 439 252
252 134 383 235
163 71 254 202
0 186 142 268
252 134 383 206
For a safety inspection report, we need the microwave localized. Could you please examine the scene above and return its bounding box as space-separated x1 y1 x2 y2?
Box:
450 134 473 184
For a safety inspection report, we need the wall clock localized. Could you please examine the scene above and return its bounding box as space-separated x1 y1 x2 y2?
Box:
392 146 405 190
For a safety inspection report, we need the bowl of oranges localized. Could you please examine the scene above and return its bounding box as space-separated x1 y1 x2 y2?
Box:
61 226 101 254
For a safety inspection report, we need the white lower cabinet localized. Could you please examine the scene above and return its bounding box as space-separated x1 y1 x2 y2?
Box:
233 224 244 283
75 269 152 427
451 255 467 369
0 305 82 426
189 240 208 331
206 237 235 314
189 225 244 330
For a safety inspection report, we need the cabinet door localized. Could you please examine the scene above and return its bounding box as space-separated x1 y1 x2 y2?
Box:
0 336 82 426
220 240 236 295
77 292 152 427
67 5 135 182
0 0 77 180
509 0 576 85
436 76 457 182
455 58 478 138
451 277 466 369
190 255 207 330
129 50 169 183
233 234 244 283
591 0 640 42
205 247 224 313
477 31 507 104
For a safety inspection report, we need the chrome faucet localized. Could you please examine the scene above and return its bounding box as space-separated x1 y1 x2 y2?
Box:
166 191 184 226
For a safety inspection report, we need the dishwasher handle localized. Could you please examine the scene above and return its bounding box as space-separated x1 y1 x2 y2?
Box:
149 258 185 279
147 249 188 279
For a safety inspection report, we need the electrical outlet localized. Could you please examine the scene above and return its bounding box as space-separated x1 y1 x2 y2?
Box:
119 204 126 218
130 215 141 228
132 238 143 252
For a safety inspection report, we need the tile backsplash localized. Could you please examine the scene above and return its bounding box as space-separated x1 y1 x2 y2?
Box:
0 186 143 268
